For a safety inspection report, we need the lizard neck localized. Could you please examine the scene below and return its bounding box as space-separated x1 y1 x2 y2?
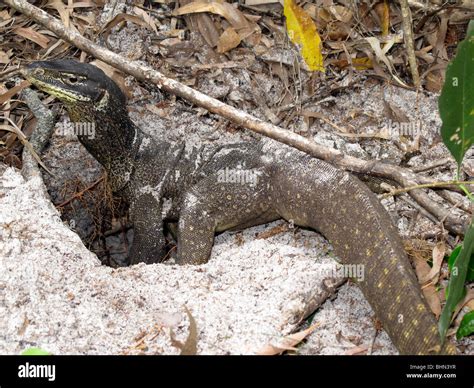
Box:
65 100 140 191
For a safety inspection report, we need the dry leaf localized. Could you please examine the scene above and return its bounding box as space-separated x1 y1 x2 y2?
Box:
0 80 30 106
316 4 353 25
102 13 154 41
344 344 378 355
418 242 445 284
375 0 390 36
365 36 408 88
333 56 373 70
174 0 259 44
245 0 280 5
180 307 198 355
133 6 159 35
174 1 250 30
47 0 71 28
255 324 318 355
65 1 97 9
284 0 324 72
413 254 442 318
217 27 241 54
0 10 11 21
0 119 53 176
196 13 221 48
383 99 410 124
0 50 12 65
13 27 50 49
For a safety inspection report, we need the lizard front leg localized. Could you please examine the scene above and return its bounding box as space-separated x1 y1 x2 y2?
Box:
175 178 274 265
176 194 216 265
128 192 167 265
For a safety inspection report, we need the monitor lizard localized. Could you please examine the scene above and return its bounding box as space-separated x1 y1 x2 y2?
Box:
21 59 456 355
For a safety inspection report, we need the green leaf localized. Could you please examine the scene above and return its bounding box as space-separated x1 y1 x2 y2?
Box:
448 244 474 282
439 20 474 167
456 310 474 339
21 347 50 356
439 220 474 341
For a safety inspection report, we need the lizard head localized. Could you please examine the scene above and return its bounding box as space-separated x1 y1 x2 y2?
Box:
21 59 126 112
21 59 138 174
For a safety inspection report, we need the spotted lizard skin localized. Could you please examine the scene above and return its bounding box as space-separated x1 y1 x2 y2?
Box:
23 59 456 355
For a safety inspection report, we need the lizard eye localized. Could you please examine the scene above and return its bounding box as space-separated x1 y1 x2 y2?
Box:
67 75 79 84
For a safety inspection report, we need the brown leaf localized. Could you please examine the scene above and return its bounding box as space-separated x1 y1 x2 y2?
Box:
0 10 11 21
421 284 442 318
383 99 410 123
0 50 12 65
180 307 198 355
418 242 445 284
255 324 318 355
133 6 159 34
174 1 250 29
344 344 381 355
0 80 31 106
196 13 220 48
425 70 444 93
217 27 241 54
413 254 442 318
66 1 97 9
13 27 50 49
245 0 280 5
174 0 260 44
47 0 71 27
374 0 390 36
3 153 22 169
102 13 154 41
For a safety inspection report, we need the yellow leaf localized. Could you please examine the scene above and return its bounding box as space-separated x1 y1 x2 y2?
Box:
380 0 390 36
284 0 324 72
352 57 373 70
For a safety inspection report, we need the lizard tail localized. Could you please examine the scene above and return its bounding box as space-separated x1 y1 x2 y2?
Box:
271 157 456 355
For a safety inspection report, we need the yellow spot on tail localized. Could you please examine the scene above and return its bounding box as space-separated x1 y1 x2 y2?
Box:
377 282 383 288
383 268 389 275
412 319 418 326
417 304 425 312
396 295 401 303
